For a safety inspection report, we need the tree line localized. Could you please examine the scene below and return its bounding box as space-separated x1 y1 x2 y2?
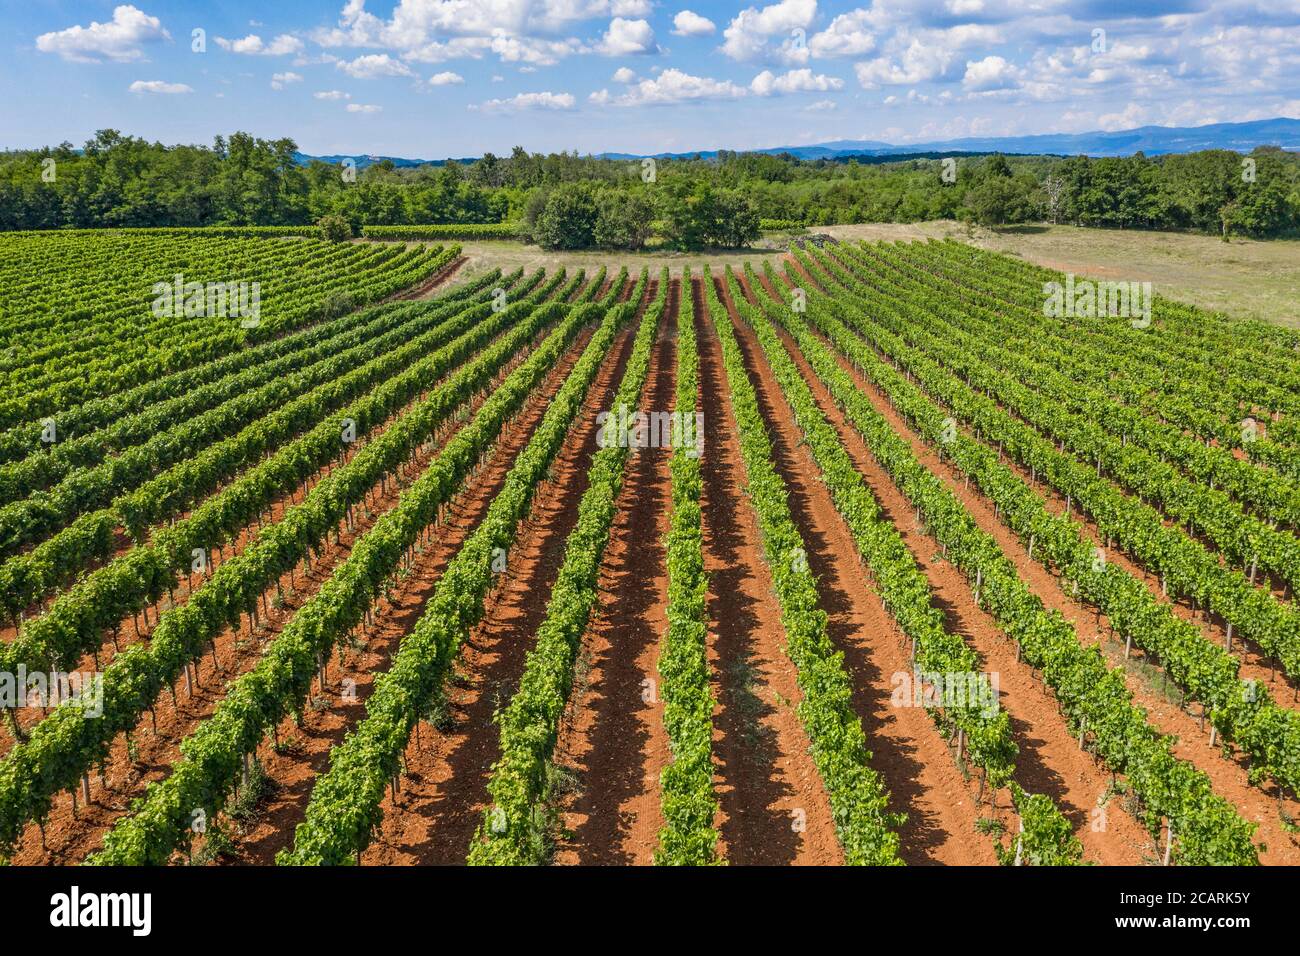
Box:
1 130 1297 245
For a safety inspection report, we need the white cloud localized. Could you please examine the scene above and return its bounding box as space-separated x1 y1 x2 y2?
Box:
672 10 717 37
1096 102 1149 131
403 37 493 63
489 32 585 65
751 68 844 95
855 40 951 87
314 89 352 100
215 34 304 56
315 0 625 49
590 67 747 105
474 90 577 111
129 79 193 94
271 71 304 90
346 102 383 113
428 70 465 85
612 66 637 82
335 53 416 78
962 55 1020 92
36 5 170 63
806 98 837 110
808 11 876 58
596 18 658 55
720 0 817 63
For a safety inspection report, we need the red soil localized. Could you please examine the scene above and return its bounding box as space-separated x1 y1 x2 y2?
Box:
8 324 557 864
550 279 680 865
694 276 842 865
228 324 600 865
797 252 1300 864
720 274 999 865
358 290 650 865
385 255 467 302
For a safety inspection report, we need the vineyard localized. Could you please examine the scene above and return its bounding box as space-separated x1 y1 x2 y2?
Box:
3 229 1299 867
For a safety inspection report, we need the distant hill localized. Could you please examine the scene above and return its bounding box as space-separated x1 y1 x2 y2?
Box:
291 152 475 169
297 117 1300 168
608 118 1300 161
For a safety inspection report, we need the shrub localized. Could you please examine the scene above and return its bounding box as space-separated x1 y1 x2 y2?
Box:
532 183 600 249
317 214 354 242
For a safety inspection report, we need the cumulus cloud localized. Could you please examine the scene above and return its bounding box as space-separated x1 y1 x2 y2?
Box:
590 67 747 105
215 34 304 56
128 79 193 94
808 11 876 58
473 90 577 111
428 70 465 85
314 89 352 100
271 71 304 89
612 66 637 82
596 18 658 55
962 55 1021 92
672 10 717 37
36 5 169 63
315 0 616 53
720 0 817 63
335 53 416 78
1096 102 1149 131
489 33 585 65
750 68 844 95
346 102 383 113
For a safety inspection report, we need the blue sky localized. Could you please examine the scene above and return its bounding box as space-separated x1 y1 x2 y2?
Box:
4 1 1299 157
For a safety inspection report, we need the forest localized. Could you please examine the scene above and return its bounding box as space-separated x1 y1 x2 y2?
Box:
1 129 1296 247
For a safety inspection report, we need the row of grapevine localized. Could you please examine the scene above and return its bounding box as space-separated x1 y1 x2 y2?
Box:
467 269 663 865
89 281 615 865
729 266 1079 864
691 268 904 866
781 253 1261 863
362 224 519 241
0 281 577 855
279 287 639 865
653 269 722 866
799 245 1300 803
3 226 324 238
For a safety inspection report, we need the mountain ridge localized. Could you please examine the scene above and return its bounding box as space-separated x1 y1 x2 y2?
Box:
294 117 1300 169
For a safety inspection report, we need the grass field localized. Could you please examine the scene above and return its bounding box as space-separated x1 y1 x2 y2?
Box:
820 221 1300 329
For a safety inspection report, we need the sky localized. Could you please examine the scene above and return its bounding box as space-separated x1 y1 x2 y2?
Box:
3 1 1299 158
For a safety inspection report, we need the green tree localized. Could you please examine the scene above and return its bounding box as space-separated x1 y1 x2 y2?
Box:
317 214 353 241
532 182 600 249
593 189 655 249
